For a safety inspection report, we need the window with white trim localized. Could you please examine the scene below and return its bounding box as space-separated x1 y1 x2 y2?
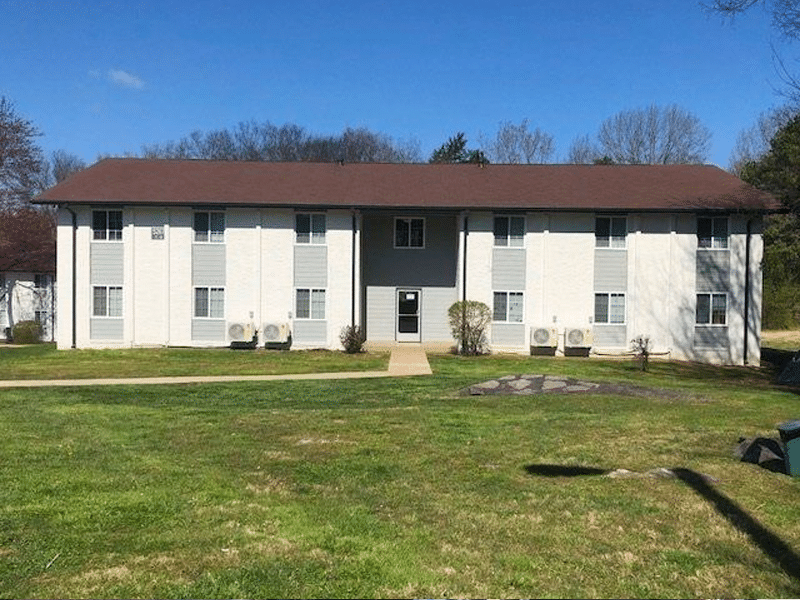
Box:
494 216 525 247
194 287 224 318
93 286 122 317
194 211 225 243
93 210 122 241
697 216 728 249
595 216 626 248
493 291 524 322
394 217 425 248
296 288 326 319
34 274 50 290
296 213 326 244
696 293 727 325
594 293 626 324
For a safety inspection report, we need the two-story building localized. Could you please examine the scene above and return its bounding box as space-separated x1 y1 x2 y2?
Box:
36 159 778 364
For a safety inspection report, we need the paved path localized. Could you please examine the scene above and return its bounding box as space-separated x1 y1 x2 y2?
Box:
0 344 433 388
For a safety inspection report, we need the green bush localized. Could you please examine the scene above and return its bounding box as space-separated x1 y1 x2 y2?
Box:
448 300 491 355
339 324 366 354
11 320 43 344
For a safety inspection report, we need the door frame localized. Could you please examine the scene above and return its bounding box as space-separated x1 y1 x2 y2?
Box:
396 288 421 342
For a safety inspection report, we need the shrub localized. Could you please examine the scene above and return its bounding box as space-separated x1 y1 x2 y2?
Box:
339 324 366 354
12 320 43 344
630 335 652 372
448 300 491 355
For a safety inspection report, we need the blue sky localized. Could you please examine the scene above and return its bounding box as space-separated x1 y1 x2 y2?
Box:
1 0 794 167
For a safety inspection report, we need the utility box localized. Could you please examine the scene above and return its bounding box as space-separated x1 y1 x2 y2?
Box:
778 420 800 476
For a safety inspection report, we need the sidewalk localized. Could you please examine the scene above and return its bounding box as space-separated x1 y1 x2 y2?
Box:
0 344 433 388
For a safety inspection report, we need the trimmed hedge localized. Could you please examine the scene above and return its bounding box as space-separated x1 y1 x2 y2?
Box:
11 320 43 344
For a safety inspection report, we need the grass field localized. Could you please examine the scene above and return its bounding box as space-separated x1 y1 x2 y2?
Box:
1 349 800 598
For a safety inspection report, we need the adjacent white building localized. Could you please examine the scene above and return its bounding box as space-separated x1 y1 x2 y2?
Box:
36 159 779 364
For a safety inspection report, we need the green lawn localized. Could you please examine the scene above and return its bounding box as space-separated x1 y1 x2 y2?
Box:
2 352 800 598
0 344 388 379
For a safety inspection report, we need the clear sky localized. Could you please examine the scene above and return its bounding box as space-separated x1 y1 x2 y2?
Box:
1 0 794 168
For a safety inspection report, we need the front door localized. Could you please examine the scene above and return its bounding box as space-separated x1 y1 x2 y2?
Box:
397 289 421 342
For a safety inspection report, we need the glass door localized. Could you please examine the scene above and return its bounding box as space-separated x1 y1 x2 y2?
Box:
397 289 421 342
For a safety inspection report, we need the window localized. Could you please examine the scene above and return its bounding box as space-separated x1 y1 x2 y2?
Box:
296 288 326 319
697 217 728 249
296 213 326 244
696 293 727 325
494 216 525 247
596 216 626 248
93 210 122 241
394 217 425 248
493 291 523 322
194 287 224 318
93 286 122 317
35 310 46 324
194 211 225 243
34 274 50 290
595 293 626 324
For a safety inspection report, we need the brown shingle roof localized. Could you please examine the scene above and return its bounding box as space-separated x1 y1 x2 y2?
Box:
35 158 780 212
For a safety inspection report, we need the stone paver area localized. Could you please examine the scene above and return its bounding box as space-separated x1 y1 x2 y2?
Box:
465 374 685 399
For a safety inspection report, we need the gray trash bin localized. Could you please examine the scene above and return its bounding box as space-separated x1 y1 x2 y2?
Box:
778 420 800 476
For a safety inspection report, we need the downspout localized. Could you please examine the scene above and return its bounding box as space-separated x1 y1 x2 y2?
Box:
65 206 77 349
461 212 469 354
351 210 357 328
743 218 752 365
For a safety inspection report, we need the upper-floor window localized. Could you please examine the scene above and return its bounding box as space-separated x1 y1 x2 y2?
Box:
395 217 425 249
596 216 626 248
296 213 326 244
194 211 225 243
34 274 50 290
93 210 122 241
494 216 525 247
698 217 728 249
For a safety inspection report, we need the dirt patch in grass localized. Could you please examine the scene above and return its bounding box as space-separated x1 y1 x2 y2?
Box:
463 374 691 400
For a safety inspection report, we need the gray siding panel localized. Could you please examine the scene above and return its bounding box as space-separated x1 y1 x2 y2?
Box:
366 286 395 341
594 249 627 290
694 326 729 348
593 325 627 347
90 318 123 340
696 251 730 292
492 248 526 290
294 245 328 287
293 320 327 344
192 319 226 341
492 323 525 347
362 214 457 287
421 287 457 342
192 245 226 286
90 243 124 284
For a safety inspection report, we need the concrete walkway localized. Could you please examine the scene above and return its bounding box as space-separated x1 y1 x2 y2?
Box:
0 344 433 388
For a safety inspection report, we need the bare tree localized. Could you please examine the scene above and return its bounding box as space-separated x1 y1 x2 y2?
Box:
704 1 800 38
566 134 601 164
596 104 711 164
50 150 86 183
138 122 418 163
0 97 47 208
729 104 797 173
483 119 555 164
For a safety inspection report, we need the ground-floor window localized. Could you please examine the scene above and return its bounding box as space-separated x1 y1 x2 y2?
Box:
194 287 224 318
493 291 523 322
696 293 726 325
595 292 625 324
93 286 123 317
296 288 325 319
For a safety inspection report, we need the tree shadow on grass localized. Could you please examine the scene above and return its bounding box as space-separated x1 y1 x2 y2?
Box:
525 463 800 585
